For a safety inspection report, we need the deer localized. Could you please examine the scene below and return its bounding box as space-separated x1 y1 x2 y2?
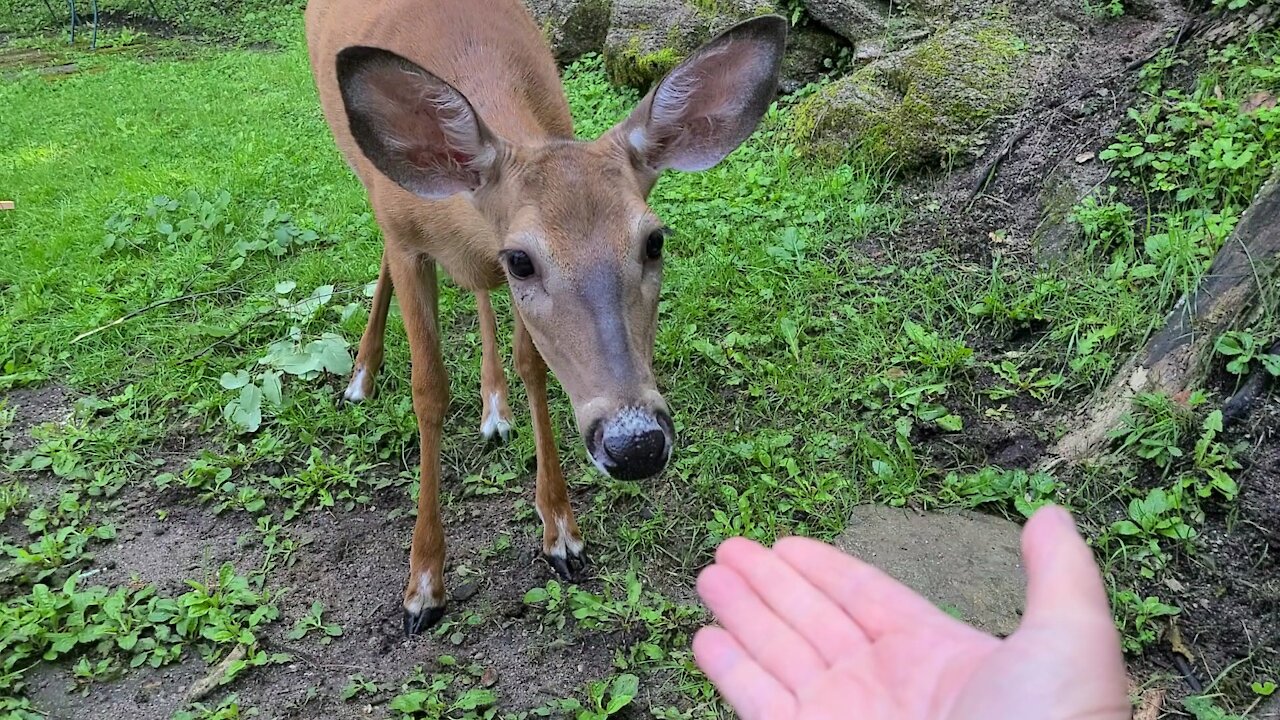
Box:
305 0 787 635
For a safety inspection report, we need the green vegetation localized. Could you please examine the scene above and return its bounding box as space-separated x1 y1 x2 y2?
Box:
1 7 1278 719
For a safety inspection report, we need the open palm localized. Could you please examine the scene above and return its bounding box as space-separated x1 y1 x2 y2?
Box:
692 506 1132 720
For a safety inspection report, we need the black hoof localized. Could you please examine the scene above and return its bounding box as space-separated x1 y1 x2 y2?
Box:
544 548 589 583
403 605 446 637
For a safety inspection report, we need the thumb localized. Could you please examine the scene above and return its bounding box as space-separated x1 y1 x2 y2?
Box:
1020 504 1114 626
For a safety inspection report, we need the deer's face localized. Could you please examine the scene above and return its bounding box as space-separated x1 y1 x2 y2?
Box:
335 16 787 480
494 140 673 480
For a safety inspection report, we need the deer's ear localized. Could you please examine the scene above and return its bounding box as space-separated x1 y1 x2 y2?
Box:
613 15 787 173
336 46 502 199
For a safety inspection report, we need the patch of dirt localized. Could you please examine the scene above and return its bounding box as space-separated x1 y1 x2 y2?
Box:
3 383 75 454
1137 395 1280 702
22 472 622 718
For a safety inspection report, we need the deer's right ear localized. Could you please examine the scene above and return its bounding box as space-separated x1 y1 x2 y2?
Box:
336 46 501 199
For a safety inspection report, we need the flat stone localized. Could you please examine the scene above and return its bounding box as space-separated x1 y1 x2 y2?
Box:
833 505 1026 637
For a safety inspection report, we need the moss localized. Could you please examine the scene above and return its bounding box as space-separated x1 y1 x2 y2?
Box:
791 14 1030 169
605 37 685 87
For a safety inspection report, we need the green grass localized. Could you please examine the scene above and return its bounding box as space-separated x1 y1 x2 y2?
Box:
2 14 1279 719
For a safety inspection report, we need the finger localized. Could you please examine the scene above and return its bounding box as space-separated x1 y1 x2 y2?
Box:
696 563 828 692
773 535 950 640
1020 505 1115 626
693 626 796 720
715 536 869 663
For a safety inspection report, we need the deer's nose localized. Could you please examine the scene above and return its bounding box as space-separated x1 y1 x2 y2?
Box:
588 408 674 481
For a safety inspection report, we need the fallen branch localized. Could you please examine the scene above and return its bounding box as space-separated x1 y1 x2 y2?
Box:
1048 168 1280 464
72 289 236 344
183 644 247 705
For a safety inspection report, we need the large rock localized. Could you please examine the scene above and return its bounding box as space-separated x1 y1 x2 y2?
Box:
800 0 887 44
779 24 845 94
791 15 1031 170
525 0 614 63
602 0 775 88
834 504 1027 637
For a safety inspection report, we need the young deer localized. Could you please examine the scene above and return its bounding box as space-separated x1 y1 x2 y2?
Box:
305 0 786 635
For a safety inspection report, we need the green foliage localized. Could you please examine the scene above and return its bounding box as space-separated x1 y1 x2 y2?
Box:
286 602 343 645
1111 392 1203 470
1215 330 1280 376
1110 590 1180 654
940 467 1062 518
1082 0 1126 18
175 693 259 720
0 564 277 698
386 664 497 720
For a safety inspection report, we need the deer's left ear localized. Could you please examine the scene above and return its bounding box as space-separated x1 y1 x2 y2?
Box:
612 15 787 173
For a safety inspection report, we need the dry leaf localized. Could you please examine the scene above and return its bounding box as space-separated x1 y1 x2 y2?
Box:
1169 621 1195 662
1241 91 1277 115
1134 688 1165 720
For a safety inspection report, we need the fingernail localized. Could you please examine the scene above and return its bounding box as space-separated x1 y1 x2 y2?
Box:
1041 504 1078 533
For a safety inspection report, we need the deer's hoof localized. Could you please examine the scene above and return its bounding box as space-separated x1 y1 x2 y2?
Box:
544 548 589 584
403 605 446 637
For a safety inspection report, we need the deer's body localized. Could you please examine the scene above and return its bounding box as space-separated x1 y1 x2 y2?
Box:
305 0 786 634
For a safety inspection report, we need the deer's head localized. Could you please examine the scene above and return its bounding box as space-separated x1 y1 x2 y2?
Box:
335 16 787 481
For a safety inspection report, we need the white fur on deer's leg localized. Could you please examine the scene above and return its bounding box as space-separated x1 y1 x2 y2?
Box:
479 391 512 444
402 569 445 637
343 365 374 403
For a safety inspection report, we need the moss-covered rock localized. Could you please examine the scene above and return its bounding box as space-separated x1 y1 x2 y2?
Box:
791 15 1030 170
779 24 845 94
526 0 615 63
602 0 773 88
799 0 887 45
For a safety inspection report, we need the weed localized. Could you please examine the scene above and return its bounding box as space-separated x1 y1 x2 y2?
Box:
287 602 343 645
1082 0 1126 18
1111 590 1180 654
940 467 1062 518
1111 392 1203 470
341 674 379 701
175 693 259 720
1215 330 1280 376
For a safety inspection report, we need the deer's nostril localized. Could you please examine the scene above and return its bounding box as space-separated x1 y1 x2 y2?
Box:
599 408 671 481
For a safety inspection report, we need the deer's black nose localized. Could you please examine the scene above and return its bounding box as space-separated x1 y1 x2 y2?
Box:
587 408 674 481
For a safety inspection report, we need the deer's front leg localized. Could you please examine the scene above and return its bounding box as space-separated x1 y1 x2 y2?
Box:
476 291 513 444
344 249 393 403
514 311 587 582
390 251 449 636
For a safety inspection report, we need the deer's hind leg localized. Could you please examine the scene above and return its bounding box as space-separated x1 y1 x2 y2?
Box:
343 249 394 403
476 290 514 444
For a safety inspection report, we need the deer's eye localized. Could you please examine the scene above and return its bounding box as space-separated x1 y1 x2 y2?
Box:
504 250 536 280
646 228 669 260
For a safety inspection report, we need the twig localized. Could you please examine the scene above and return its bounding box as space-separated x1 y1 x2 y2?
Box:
184 644 247 704
72 289 237 343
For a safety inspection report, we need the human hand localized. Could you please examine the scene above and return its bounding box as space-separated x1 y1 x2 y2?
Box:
692 505 1131 720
